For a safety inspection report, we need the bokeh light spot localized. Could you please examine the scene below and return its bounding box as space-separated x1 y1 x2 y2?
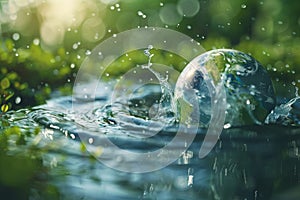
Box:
177 0 200 17
159 3 183 26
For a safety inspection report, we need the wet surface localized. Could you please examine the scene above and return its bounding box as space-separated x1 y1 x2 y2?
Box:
3 90 298 199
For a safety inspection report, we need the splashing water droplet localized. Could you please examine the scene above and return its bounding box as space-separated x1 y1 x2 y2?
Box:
70 63 76 69
15 97 21 104
137 10 146 18
140 45 177 122
137 11 143 16
265 87 300 126
12 33 20 41
143 45 153 59
73 43 79 49
33 38 40 45
85 50 91 55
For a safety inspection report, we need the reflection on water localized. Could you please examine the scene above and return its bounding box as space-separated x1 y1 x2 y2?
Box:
8 88 290 200
27 122 300 199
2 81 300 199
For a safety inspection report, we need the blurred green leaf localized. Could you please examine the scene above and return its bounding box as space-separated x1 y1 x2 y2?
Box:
0 78 10 90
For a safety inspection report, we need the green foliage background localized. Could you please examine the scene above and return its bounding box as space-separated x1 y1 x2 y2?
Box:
0 0 299 198
0 0 299 112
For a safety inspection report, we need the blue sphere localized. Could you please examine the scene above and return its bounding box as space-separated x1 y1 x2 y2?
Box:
175 49 276 127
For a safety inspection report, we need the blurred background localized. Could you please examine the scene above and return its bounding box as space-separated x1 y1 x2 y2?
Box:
1 1 300 199
0 0 299 111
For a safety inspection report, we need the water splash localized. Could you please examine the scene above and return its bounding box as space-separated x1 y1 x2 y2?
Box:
90 46 179 137
265 87 300 126
141 45 177 122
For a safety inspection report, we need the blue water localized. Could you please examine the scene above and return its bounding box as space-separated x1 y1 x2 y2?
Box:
1 80 299 200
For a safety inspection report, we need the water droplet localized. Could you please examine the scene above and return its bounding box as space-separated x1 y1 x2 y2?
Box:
70 134 76 140
137 11 146 18
12 33 20 41
73 43 79 49
70 63 75 69
224 123 231 129
246 99 251 105
33 38 40 45
160 2 164 6
241 4 247 9
137 10 144 16
94 33 99 40
187 25 192 29
85 50 91 55
15 97 21 104
188 174 194 187
110 5 115 10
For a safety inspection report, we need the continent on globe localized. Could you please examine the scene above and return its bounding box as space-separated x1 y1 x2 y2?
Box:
175 49 276 127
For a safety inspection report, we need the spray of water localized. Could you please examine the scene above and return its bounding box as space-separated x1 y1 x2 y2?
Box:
141 45 177 123
265 87 300 126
